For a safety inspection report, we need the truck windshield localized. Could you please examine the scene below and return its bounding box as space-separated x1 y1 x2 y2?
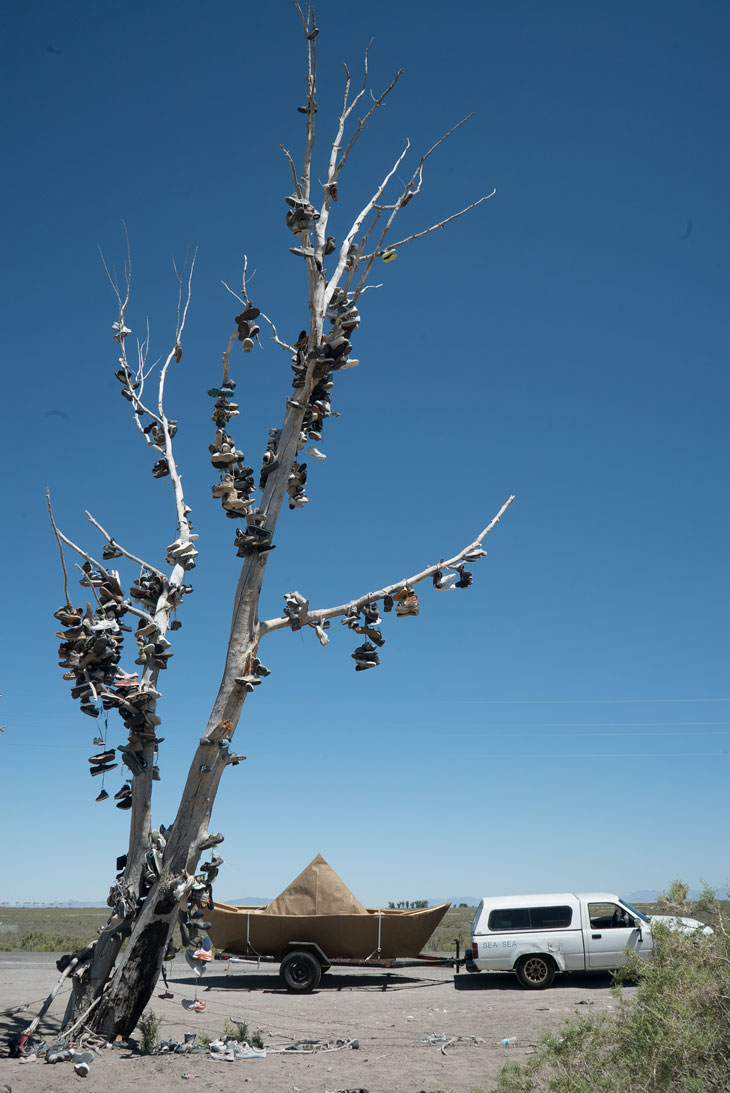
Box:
620 899 650 924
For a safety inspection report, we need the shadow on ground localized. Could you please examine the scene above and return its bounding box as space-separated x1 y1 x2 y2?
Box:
454 971 615 991
183 970 437 994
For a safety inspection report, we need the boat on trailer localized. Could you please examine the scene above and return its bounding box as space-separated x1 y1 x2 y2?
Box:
209 899 450 960
206 854 450 986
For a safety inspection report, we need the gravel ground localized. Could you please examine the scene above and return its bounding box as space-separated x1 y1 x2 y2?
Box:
0 953 634 1092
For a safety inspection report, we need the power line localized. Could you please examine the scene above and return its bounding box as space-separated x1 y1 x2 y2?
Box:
464 753 729 759
443 721 730 728
4 721 730 744
442 698 730 705
5 694 730 706
6 716 730 731
433 729 730 737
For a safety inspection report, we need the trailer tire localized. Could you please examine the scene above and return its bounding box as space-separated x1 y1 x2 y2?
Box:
280 950 322 993
515 954 555 990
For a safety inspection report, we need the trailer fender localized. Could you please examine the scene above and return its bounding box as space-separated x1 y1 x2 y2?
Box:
279 940 332 970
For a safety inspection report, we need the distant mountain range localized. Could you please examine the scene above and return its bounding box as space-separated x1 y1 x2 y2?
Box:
6 887 723 908
220 889 722 907
220 896 270 906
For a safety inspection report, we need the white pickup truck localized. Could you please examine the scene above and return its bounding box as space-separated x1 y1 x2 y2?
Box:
468 891 711 988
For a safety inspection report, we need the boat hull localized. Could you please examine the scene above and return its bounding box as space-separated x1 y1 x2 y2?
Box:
207 902 450 960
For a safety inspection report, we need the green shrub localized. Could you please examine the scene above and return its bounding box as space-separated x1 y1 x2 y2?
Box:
137 1009 163 1052
491 885 730 1093
223 1017 264 1048
224 1017 248 1042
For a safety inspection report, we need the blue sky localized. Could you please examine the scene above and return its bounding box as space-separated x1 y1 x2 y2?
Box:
1 0 728 908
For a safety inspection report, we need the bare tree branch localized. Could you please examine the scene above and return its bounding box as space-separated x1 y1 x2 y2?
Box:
220 330 237 384
56 554 159 627
102 239 166 447
49 522 162 624
67 521 164 582
314 54 403 262
294 0 318 200
343 207 383 294
158 251 197 540
18 951 91 1046
280 145 301 193
334 67 404 179
220 279 244 307
351 114 493 297
46 489 70 606
259 495 515 634
359 191 496 264
259 310 296 354
98 223 131 320
328 46 370 179
239 255 257 312
127 324 166 450
85 511 164 576
324 140 411 307
48 520 127 586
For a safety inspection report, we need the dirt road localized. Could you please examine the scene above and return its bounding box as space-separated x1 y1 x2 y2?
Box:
0 954 633 1091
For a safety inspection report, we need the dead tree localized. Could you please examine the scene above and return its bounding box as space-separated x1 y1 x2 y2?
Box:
43 6 512 1040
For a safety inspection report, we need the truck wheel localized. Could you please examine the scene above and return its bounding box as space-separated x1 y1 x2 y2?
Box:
280 950 322 993
515 954 554 989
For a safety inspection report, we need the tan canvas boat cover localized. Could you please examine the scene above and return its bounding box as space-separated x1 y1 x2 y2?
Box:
263 853 368 916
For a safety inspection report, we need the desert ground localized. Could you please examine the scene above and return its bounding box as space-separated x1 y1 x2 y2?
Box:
0 953 634 1092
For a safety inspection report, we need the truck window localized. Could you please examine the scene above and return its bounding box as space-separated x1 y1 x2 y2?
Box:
488 908 531 931
620 899 650 924
530 905 573 929
487 905 573 931
588 902 634 929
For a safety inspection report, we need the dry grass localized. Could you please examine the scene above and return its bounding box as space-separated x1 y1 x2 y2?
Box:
425 904 476 953
4 899 726 954
0 905 108 951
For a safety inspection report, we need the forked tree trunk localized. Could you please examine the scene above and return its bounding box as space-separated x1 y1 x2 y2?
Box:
50 6 504 1040
68 402 309 1035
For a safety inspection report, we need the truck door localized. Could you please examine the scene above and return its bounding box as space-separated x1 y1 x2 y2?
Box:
585 901 644 969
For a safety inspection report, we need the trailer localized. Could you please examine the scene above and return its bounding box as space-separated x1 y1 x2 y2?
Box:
206 854 457 991
214 944 464 992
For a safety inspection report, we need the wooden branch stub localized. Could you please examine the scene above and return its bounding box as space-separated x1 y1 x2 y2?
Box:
224 752 247 768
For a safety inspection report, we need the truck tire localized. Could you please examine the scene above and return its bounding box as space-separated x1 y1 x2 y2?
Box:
515 954 555 989
280 950 322 993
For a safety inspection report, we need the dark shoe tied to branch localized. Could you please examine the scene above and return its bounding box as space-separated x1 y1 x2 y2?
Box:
453 564 473 589
352 642 380 671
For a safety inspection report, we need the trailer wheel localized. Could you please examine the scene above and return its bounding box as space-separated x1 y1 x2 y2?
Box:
515 954 555 990
280 950 322 993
